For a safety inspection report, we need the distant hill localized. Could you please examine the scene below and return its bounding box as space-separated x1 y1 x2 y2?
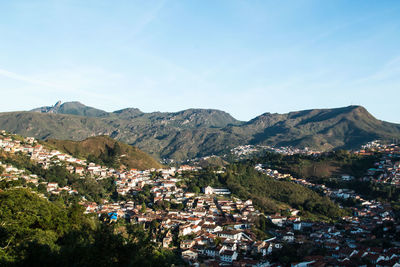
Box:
32 101 109 117
198 156 229 168
1 102 399 160
237 106 400 150
46 136 163 170
112 108 143 119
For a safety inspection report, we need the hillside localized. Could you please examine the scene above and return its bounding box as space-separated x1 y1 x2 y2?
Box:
32 101 109 117
183 164 346 220
233 105 400 150
253 150 378 179
46 136 163 170
32 101 241 128
0 189 177 266
1 103 399 160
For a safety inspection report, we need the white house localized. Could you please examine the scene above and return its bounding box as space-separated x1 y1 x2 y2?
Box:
181 249 198 261
203 186 231 195
217 230 242 240
220 250 238 262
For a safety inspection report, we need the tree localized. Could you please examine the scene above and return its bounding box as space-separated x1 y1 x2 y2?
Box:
192 186 200 194
141 203 147 213
27 182 36 189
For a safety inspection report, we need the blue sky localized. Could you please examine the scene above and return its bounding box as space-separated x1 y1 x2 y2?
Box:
0 0 399 122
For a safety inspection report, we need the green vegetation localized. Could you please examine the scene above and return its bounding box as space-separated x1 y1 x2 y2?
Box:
269 243 327 265
224 164 346 220
46 136 163 170
0 188 180 266
253 150 378 179
182 164 347 220
251 151 400 206
0 151 41 174
253 151 400 211
198 156 228 168
0 151 114 202
2 103 399 160
315 177 400 204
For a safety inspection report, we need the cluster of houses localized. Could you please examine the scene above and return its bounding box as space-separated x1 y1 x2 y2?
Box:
93 161 400 266
264 193 400 265
96 165 279 265
0 133 80 194
255 152 400 266
0 130 120 178
0 132 87 194
114 165 203 204
0 132 281 265
255 164 293 180
357 140 400 154
231 145 320 158
0 158 78 195
357 143 400 185
3 130 400 266
231 145 261 157
84 182 280 265
0 132 85 167
87 153 400 266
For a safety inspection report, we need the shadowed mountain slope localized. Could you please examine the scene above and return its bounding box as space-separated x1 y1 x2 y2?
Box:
1 103 399 160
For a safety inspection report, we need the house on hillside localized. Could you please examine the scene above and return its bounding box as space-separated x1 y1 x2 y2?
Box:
203 186 231 195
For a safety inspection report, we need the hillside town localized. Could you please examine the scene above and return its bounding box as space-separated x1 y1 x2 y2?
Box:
2 1 400 265
231 145 320 158
2 131 400 266
355 141 400 186
253 142 400 266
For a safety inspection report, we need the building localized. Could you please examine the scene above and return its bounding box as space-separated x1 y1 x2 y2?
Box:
203 186 231 195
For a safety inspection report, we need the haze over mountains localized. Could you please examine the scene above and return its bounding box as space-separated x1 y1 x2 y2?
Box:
0 101 399 160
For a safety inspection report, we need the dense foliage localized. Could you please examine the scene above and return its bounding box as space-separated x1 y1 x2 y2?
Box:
252 150 378 179
314 176 400 205
183 163 346 220
253 151 400 205
0 188 180 266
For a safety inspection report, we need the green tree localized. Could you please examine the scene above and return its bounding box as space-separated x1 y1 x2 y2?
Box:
37 183 47 194
192 186 200 194
141 203 147 213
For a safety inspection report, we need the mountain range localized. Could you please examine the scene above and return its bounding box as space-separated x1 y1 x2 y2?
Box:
0 101 399 160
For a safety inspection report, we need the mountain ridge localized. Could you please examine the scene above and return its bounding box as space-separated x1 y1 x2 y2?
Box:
1 101 399 160
32 101 109 117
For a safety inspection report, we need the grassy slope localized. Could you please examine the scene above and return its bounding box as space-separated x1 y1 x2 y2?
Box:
256 151 378 179
46 136 163 170
224 165 345 220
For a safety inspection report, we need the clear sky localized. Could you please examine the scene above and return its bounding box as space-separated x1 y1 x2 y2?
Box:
0 0 399 122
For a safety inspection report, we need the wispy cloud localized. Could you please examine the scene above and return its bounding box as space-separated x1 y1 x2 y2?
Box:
0 68 60 88
352 55 400 85
368 56 400 81
0 66 125 105
130 0 166 36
